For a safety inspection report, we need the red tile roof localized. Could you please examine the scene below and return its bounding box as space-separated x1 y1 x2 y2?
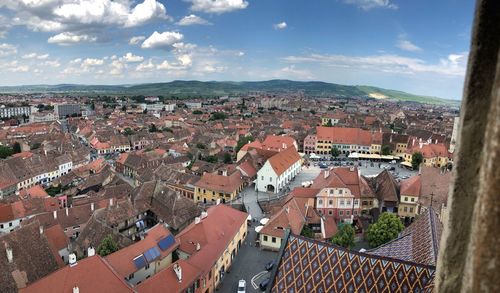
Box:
176 205 247 275
311 167 361 197
105 224 179 277
20 255 134 293
400 175 421 196
267 146 301 176
136 259 201 293
316 126 381 146
261 135 297 152
195 170 244 194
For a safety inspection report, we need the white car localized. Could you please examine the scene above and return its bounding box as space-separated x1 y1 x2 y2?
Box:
237 280 246 293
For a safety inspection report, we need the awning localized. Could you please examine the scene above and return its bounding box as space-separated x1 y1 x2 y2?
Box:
309 153 320 159
348 152 359 158
400 161 413 167
255 226 264 233
260 218 270 225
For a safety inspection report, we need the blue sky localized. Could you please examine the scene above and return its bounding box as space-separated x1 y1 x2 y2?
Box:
0 0 474 99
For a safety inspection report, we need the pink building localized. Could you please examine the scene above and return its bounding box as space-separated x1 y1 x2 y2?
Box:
303 135 317 154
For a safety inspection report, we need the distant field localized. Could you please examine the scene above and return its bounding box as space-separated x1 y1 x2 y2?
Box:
0 80 460 106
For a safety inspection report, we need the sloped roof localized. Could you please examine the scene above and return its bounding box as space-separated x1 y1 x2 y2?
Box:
267 146 301 176
367 208 443 266
311 167 362 197
260 198 306 238
136 259 201 293
195 170 244 194
19 255 134 293
270 233 436 293
400 175 421 197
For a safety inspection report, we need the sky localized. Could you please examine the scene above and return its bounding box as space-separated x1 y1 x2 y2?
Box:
0 0 475 100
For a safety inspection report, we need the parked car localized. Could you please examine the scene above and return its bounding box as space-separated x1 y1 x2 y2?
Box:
237 280 246 293
259 278 270 291
265 260 275 271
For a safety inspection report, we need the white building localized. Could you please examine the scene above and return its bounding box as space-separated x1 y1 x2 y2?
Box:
185 102 202 109
140 103 175 112
0 106 31 119
256 147 302 193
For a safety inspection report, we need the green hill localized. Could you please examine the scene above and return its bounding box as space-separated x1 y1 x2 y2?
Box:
0 80 460 106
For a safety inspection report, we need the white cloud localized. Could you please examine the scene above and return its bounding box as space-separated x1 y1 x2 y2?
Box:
48 32 97 45
42 60 61 67
110 59 125 75
236 51 245 57
343 0 397 10
129 36 146 45
82 58 104 67
0 43 17 57
141 31 184 49
274 22 287 30
125 0 170 27
21 53 49 59
121 52 144 63
9 65 29 73
396 40 422 52
2 0 170 43
177 14 212 26
0 15 11 38
136 59 155 72
276 65 314 80
188 0 248 14
282 52 468 76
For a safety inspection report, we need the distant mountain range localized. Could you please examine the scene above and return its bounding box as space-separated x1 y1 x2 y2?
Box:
0 80 460 106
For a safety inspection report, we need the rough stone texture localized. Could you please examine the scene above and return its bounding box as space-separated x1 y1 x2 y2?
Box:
435 0 500 292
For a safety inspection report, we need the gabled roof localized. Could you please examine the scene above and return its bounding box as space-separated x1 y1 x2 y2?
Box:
311 167 362 197
269 233 436 293
260 198 306 238
136 259 201 293
267 146 301 176
400 175 421 197
105 224 179 277
175 205 247 275
19 255 134 293
195 170 244 194
367 208 443 266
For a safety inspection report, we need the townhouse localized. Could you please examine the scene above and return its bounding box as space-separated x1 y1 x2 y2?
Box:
255 146 302 193
310 126 383 155
194 170 244 203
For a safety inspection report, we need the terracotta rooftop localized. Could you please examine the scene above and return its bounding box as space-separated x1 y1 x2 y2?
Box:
267 146 301 176
19 255 134 293
195 170 244 194
136 259 201 293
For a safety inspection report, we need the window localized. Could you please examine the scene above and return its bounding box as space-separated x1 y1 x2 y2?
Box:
411 197 415 202
339 189 343 194
404 207 408 212
346 211 350 216
353 211 358 215
340 200 344 206
330 189 334 194
328 210 333 215
145 263 150 270
404 197 408 201
9 222 12 227
339 211 344 216
128 273 134 280
318 199 323 206
269 177 272 182
346 200 351 205
263 235 268 241
329 200 333 206
410 207 414 213
0 224 3 229
272 237 276 243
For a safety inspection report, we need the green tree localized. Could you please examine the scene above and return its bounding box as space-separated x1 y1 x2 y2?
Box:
331 146 340 158
301 225 315 238
366 212 404 248
203 155 218 163
411 152 424 169
210 112 227 120
381 145 391 156
0 145 14 159
149 123 158 133
123 127 134 136
196 143 206 149
192 110 203 115
331 223 355 249
223 153 232 164
12 142 21 154
325 120 333 127
235 136 255 153
97 235 119 256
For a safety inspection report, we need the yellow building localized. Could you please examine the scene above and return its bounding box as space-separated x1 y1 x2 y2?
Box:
176 204 248 293
398 176 421 218
194 170 244 204
403 143 450 168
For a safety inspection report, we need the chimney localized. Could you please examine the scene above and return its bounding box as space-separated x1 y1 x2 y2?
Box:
69 253 77 266
91 202 94 211
109 198 113 207
222 170 227 176
196 243 201 251
282 143 286 150
324 170 329 178
5 245 13 263
201 211 208 219
419 142 423 149
65 207 69 217
389 135 393 143
173 263 182 283
87 246 95 257
53 210 58 220
285 207 289 214
216 198 221 205
39 225 44 235
194 217 201 224
73 286 79 293
349 166 355 172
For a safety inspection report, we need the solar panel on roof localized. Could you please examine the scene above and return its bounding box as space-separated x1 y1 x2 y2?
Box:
157 235 175 251
133 255 146 269
144 246 161 262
